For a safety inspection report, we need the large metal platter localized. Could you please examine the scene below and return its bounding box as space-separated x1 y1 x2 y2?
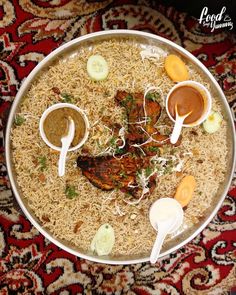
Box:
5 30 236 264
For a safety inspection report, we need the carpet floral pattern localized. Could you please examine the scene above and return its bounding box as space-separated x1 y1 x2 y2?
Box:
0 0 236 294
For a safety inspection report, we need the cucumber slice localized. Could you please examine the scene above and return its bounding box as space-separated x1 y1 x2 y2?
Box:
87 55 109 81
91 224 115 256
203 111 223 133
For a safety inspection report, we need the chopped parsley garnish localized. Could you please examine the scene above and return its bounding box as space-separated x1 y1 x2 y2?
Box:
14 115 25 126
114 147 124 154
60 93 73 103
146 92 160 102
109 137 117 147
121 94 134 108
126 94 133 101
119 171 127 178
163 160 174 174
164 166 172 174
145 166 153 177
148 146 159 153
38 156 47 171
65 185 78 199
131 153 137 159
125 192 132 198
146 116 152 123
136 170 141 178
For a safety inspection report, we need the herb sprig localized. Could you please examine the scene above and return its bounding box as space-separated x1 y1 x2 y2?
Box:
60 93 74 103
146 92 160 102
14 115 25 126
65 185 78 199
38 156 47 171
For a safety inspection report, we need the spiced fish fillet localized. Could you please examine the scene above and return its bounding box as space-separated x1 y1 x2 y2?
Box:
115 91 170 146
77 155 156 197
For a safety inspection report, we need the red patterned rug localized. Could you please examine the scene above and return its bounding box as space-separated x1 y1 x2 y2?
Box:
0 1 236 294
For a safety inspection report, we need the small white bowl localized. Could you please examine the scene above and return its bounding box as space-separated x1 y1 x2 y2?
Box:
39 103 90 152
166 80 212 127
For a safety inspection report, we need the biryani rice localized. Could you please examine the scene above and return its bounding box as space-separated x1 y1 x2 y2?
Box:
11 40 227 256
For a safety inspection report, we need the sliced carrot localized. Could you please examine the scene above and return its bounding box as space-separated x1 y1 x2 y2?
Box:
174 175 196 208
164 54 189 82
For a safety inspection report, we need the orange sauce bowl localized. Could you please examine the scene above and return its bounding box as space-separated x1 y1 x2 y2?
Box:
166 81 212 127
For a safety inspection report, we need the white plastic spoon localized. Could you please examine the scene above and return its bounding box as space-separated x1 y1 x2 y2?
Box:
58 117 75 177
149 198 184 264
170 105 192 144
150 216 177 264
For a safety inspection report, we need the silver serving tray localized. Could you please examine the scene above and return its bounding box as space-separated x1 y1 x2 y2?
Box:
5 30 236 265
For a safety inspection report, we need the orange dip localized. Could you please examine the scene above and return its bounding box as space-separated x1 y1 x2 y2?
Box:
168 85 205 124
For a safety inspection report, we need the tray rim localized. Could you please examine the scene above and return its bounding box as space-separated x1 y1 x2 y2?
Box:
5 29 236 265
